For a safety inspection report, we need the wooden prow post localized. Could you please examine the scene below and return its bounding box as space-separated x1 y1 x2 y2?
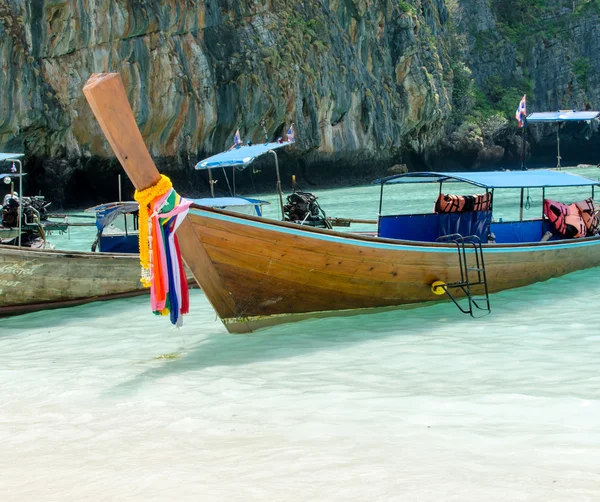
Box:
82 72 245 331
83 73 161 191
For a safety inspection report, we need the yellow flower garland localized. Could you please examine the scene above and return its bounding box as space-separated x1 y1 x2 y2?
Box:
134 174 173 286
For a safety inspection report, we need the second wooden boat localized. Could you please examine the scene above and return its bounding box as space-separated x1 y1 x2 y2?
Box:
0 244 145 316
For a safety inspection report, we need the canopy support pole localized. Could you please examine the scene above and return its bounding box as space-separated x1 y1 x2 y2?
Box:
221 166 233 196
232 166 236 196
377 183 384 236
7 159 24 247
269 150 285 220
519 188 524 221
542 187 546 223
486 188 493 239
17 159 22 247
208 168 215 197
520 126 526 170
556 125 562 170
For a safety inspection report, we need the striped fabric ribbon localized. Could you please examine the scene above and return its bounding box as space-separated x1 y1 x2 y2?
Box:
147 189 192 326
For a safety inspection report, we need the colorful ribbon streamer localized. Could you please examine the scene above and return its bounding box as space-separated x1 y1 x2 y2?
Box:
134 177 191 326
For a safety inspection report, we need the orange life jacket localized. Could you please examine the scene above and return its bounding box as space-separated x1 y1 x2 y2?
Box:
543 199 587 239
435 194 465 213
544 199 568 235
435 193 492 213
574 197 599 235
472 192 493 211
566 203 587 238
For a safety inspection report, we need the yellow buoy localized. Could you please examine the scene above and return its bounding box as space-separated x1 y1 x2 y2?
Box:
430 280 446 295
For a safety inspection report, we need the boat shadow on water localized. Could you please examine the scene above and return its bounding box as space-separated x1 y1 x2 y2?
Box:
102 267 599 397
0 293 152 332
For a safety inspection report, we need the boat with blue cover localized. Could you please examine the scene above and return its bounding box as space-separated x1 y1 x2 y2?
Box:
86 197 269 253
195 140 333 228
83 73 600 333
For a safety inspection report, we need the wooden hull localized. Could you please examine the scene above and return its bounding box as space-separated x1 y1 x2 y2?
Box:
0 244 147 316
184 206 600 333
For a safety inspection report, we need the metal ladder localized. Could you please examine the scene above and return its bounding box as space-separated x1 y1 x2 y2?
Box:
434 234 491 317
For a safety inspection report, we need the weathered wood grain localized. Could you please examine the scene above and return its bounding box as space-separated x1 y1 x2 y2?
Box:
187 206 600 332
83 72 238 322
0 245 147 315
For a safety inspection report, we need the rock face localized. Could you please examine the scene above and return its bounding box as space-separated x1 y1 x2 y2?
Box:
1 0 600 205
454 0 600 167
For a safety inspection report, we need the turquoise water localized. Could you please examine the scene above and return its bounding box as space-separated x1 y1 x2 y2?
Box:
2 168 600 500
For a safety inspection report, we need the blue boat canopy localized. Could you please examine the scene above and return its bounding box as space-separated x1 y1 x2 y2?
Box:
86 197 269 230
195 142 292 170
0 173 26 180
0 153 24 162
190 196 270 207
526 111 600 123
375 170 600 189
85 201 139 231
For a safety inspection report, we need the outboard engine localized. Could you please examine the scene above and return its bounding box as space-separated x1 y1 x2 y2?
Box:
1 195 49 227
1 191 53 248
283 191 330 228
1 196 20 227
27 196 51 221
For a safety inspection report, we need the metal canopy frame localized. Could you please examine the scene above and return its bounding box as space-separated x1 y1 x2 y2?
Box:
374 169 600 189
1 153 25 246
194 141 294 219
375 169 600 240
526 110 600 169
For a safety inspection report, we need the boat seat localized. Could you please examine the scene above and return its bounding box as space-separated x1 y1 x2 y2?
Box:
379 211 488 242
438 211 488 242
489 219 562 243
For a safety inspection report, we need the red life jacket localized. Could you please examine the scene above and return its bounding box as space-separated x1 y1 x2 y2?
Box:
543 199 568 235
543 199 587 239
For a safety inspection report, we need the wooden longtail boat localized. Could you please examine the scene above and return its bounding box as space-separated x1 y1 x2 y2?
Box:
0 244 145 316
83 73 600 333
0 152 150 316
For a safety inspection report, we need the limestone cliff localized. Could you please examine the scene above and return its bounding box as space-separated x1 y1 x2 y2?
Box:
452 0 600 167
1 0 599 205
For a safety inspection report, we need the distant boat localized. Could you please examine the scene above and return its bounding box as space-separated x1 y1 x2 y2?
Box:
0 154 147 316
0 160 269 317
195 139 335 229
0 244 145 316
83 73 600 333
0 153 68 248
85 197 270 254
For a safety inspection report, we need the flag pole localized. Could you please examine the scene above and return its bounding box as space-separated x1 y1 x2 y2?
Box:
521 120 526 170
517 94 527 170
556 124 561 170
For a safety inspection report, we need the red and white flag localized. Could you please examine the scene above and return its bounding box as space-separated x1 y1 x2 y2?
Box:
515 95 526 128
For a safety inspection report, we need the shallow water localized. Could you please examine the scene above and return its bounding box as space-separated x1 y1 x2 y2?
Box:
2 168 600 501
